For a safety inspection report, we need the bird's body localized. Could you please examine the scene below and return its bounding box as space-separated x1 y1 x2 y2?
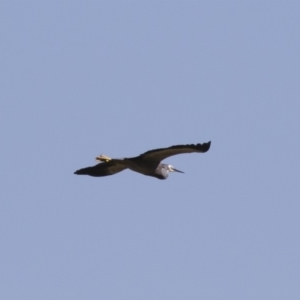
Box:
74 141 211 180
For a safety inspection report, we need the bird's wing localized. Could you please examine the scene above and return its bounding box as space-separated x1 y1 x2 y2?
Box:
74 159 128 177
139 141 211 162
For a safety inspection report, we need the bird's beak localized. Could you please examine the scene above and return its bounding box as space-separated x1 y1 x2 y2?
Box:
173 168 184 173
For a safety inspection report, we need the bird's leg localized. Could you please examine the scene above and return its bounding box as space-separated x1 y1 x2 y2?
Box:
95 154 112 162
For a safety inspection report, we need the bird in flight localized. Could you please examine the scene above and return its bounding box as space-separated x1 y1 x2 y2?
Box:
74 141 211 180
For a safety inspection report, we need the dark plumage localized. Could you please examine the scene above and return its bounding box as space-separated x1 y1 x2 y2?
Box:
74 141 211 180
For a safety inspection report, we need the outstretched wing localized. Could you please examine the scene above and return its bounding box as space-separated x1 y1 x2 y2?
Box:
139 141 211 162
74 159 128 177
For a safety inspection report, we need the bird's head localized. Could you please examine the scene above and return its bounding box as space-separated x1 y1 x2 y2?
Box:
167 164 184 174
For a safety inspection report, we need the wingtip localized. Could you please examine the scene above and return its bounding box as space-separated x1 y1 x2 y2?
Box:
74 168 86 175
202 141 211 152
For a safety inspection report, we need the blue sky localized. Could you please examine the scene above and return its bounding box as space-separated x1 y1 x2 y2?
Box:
1 1 300 299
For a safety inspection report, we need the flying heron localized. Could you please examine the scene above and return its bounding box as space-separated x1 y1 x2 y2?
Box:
74 141 211 180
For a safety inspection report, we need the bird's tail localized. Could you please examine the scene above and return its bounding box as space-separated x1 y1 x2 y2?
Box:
95 154 111 162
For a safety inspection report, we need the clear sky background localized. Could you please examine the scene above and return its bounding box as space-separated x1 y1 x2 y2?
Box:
1 1 300 299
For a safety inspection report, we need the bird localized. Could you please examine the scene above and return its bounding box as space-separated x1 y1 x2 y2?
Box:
74 141 211 180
